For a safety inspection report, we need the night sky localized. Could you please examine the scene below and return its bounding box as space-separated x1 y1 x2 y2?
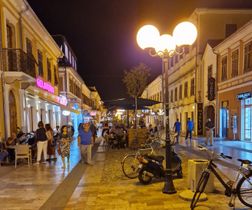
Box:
27 0 252 100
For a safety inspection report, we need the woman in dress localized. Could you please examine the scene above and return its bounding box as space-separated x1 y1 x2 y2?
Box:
59 125 71 168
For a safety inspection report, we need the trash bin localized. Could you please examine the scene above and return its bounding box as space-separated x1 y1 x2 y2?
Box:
187 159 214 193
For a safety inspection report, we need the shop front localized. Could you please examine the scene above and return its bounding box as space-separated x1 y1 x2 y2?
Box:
22 77 76 132
218 88 252 141
239 92 252 141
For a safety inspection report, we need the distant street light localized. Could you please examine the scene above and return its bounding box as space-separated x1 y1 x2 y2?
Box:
136 21 197 194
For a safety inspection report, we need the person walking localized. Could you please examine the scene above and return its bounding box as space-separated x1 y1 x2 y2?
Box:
90 121 97 143
45 124 56 161
59 125 71 168
185 118 194 144
173 118 181 143
78 122 94 165
35 121 48 164
205 118 215 146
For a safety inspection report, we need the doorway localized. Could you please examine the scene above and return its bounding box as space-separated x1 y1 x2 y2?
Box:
244 98 252 141
9 90 17 135
220 108 228 138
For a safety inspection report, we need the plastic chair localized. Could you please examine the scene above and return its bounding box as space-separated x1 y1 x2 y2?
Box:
15 144 30 168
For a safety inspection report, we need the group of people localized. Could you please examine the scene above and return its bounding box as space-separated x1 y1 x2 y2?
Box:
101 122 127 149
0 119 96 168
173 117 214 146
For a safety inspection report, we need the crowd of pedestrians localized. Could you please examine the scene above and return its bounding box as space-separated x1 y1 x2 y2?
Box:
0 116 217 168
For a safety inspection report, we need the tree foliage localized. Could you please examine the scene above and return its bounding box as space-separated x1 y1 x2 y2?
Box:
122 63 151 98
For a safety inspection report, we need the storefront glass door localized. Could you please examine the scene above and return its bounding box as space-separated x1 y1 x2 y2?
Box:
244 98 252 141
220 108 228 138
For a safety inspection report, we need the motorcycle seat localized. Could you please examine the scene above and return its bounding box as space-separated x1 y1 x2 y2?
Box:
148 155 164 163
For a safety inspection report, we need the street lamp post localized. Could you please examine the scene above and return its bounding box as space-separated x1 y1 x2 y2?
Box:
136 21 197 194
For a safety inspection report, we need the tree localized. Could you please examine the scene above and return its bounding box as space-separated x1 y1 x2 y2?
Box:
122 63 150 128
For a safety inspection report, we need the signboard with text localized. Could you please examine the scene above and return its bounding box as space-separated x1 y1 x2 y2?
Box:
208 77 215 101
197 103 203 135
237 92 251 100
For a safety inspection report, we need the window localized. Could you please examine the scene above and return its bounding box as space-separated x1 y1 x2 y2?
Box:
26 38 32 55
47 59 51 81
221 56 227 81
26 38 35 73
170 57 174 67
184 82 188 98
175 87 178 101
54 65 58 85
190 78 195 96
37 50 43 76
208 65 213 79
6 24 15 48
231 50 238 77
179 85 182 100
59 77 63 91
171 90 173 103
244 42 252 73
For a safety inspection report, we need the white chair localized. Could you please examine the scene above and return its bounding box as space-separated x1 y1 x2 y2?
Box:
15 144 30 168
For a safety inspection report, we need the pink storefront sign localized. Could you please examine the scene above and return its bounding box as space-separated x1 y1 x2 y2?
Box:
36 77 55 94
57 95 68 106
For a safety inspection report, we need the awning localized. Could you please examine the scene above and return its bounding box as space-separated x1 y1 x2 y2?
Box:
104 97 160 110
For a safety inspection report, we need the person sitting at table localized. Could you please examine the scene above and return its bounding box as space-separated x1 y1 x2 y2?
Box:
6 132 17 146
0 132 9 164
6 134 17 162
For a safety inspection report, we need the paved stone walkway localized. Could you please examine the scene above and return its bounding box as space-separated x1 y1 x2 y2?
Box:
64 145 250 210
1 134 252 210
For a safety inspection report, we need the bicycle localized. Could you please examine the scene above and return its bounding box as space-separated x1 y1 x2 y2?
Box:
121 137 166 179
121 132 177 179
190 145 252 209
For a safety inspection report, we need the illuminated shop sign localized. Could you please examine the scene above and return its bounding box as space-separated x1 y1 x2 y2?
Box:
36 77 55 94
237 92 251 100
57 95 68 106
62 110 70 116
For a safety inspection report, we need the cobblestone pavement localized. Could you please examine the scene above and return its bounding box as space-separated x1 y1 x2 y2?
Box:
64 145 251 210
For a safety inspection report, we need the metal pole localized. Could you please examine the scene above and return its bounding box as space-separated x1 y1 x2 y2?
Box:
162 57 176 194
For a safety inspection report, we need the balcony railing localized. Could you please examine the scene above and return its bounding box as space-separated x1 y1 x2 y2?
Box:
1 48 37 78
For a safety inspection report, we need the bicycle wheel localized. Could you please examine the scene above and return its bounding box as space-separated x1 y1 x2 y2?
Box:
121 154 139 179
237 172 252 208
190 171 210 210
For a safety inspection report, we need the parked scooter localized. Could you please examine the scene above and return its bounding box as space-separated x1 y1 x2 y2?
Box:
137 136 182 185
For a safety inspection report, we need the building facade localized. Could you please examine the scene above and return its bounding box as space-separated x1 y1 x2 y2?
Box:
55 35 104 132
215 20 252 141
141 75 163 127
167 8 252 136
0 0 104 138
0 0 64 138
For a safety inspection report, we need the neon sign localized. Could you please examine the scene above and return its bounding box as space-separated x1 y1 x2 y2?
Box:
57 95 68 106
36 78 55 94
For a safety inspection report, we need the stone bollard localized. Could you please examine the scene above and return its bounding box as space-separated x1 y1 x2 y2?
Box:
187 159 215 193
